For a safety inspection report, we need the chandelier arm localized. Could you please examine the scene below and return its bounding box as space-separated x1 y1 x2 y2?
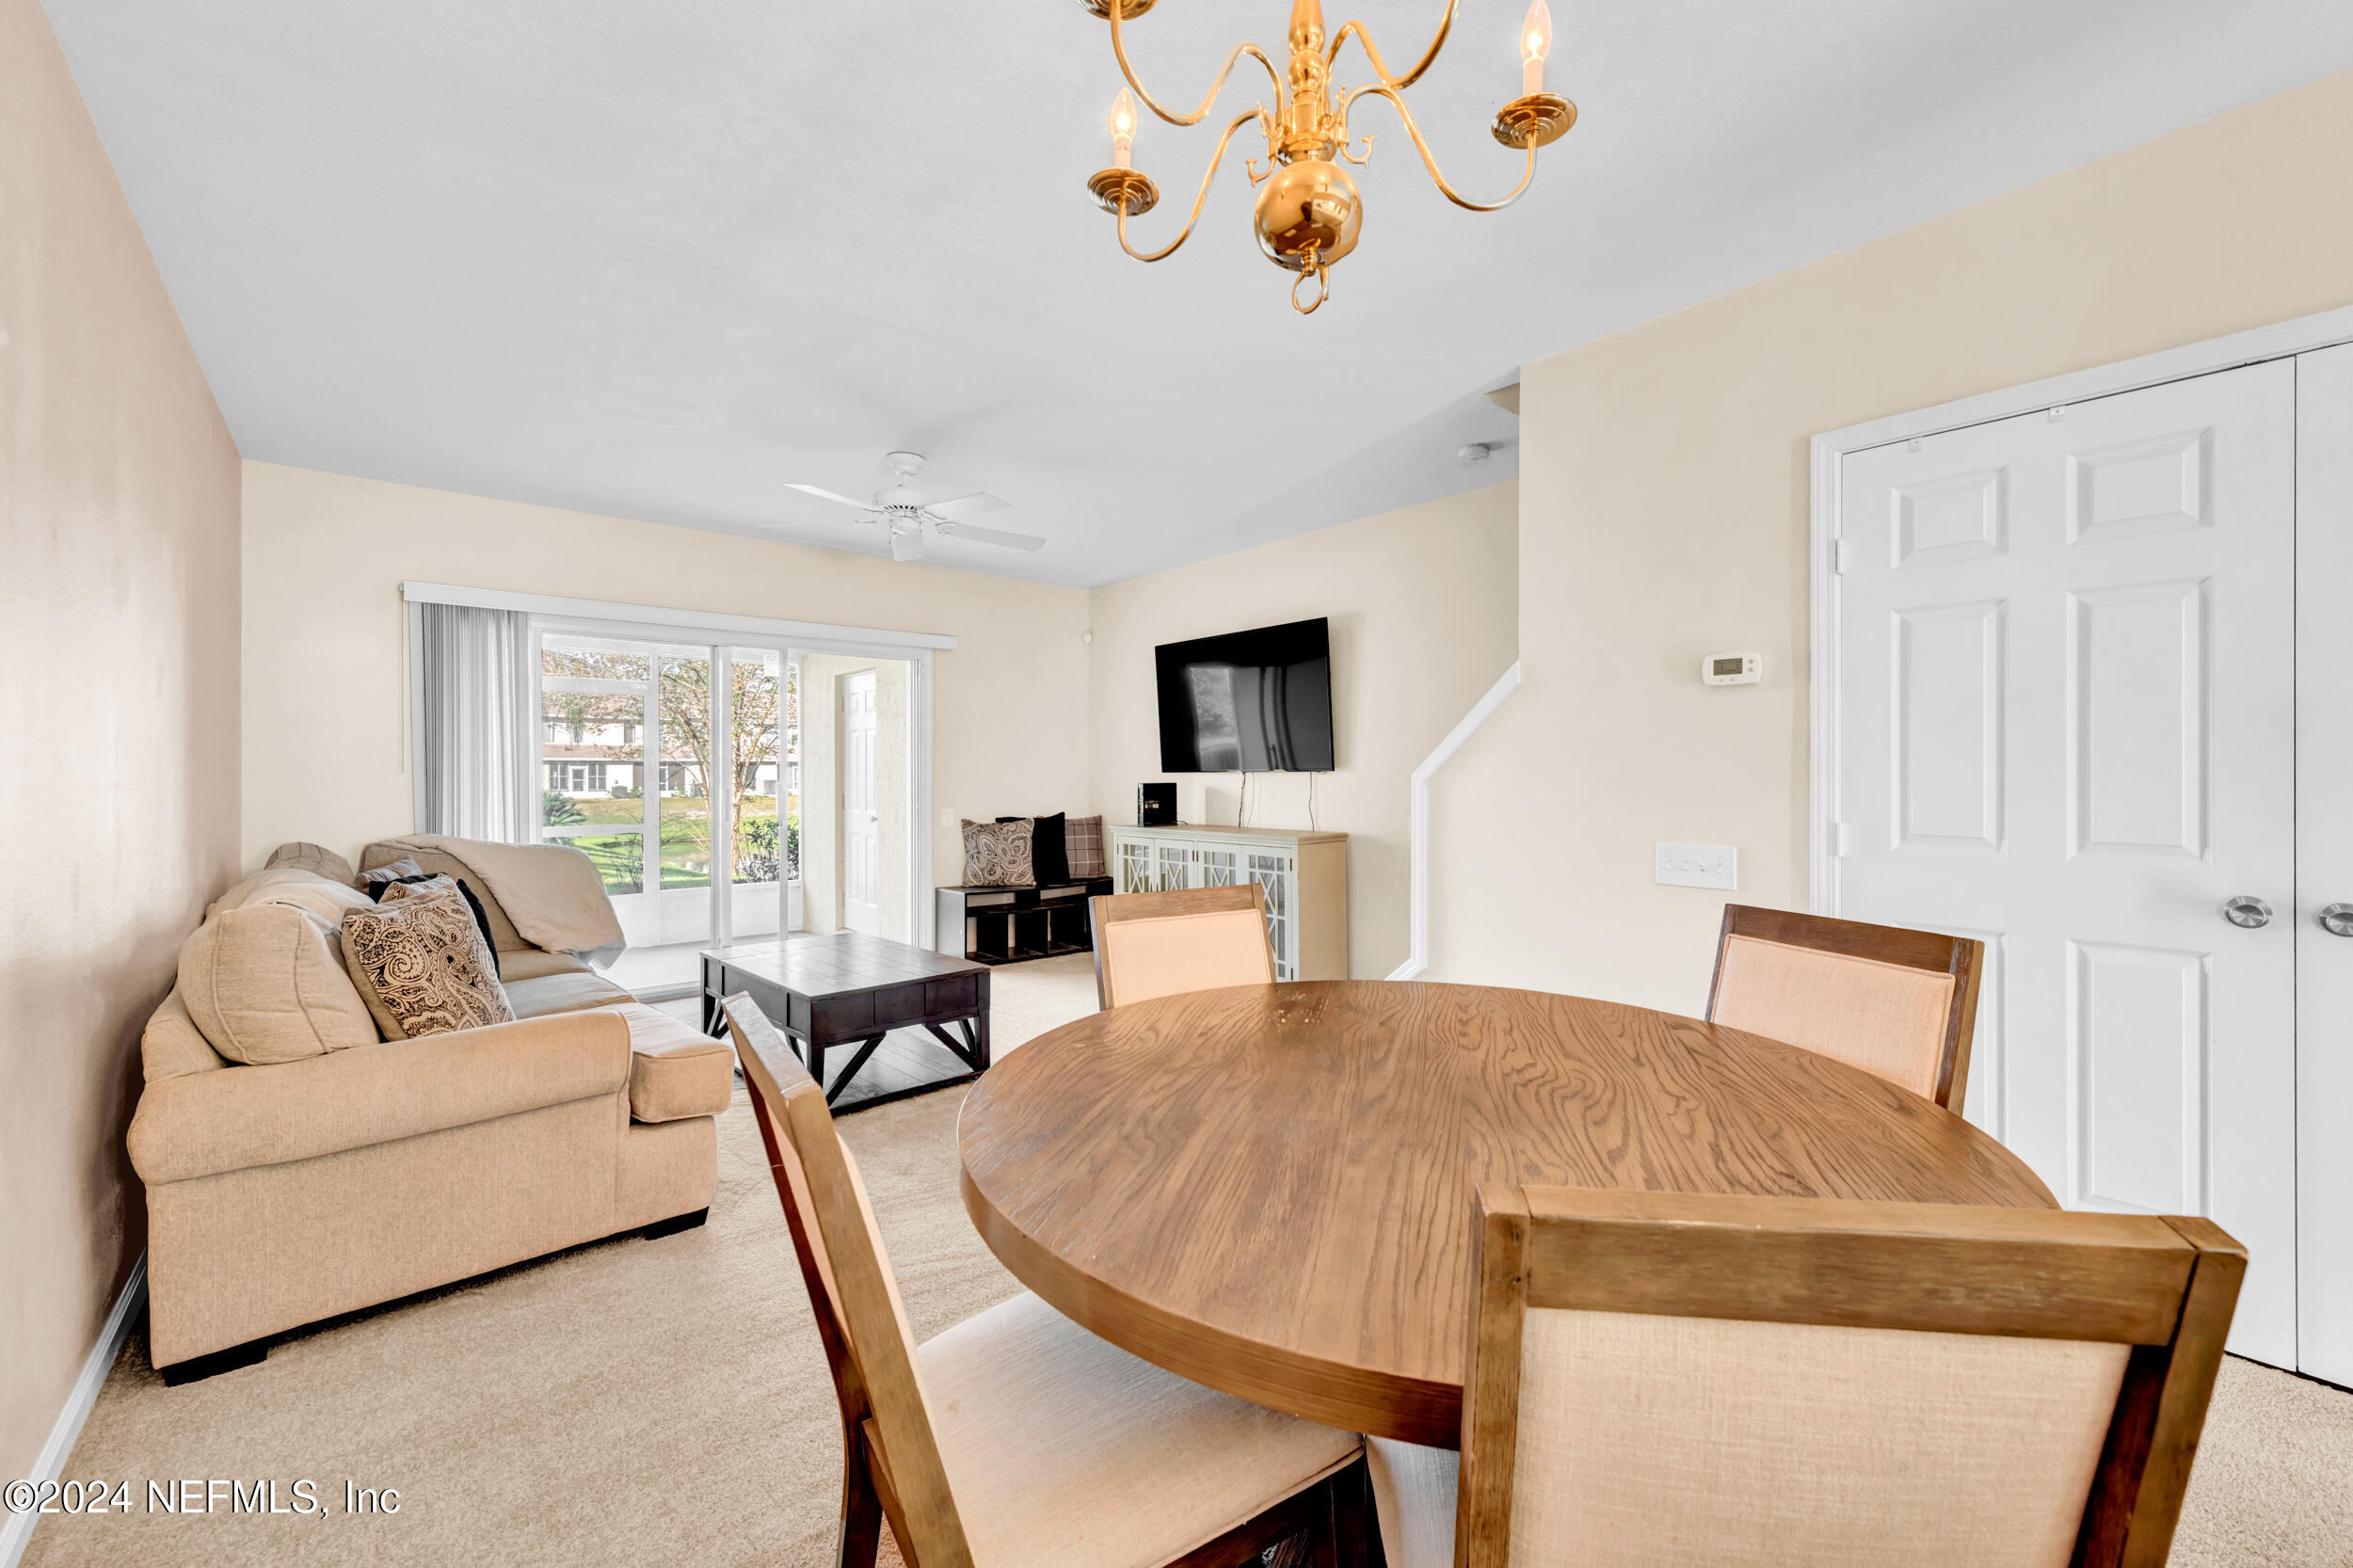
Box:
1109 2 1284 127
1116 111 1271 264
1345 84 1539 212
1325 0 1458 90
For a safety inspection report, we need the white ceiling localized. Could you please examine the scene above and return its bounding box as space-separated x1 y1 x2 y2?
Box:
40 1 2353 586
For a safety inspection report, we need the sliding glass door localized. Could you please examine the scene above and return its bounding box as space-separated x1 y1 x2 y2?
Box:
537 632 803 992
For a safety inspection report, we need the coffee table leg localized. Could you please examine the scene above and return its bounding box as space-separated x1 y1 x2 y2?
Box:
824 1034 889 1106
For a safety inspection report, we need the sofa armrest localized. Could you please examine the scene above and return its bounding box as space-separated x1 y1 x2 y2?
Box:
128 1009 631 1185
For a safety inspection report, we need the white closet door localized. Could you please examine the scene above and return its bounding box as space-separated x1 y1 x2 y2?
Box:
2297 344 2353 1387
1834 360 2298 1367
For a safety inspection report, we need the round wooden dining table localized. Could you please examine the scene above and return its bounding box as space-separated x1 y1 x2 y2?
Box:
957 980 2057 1448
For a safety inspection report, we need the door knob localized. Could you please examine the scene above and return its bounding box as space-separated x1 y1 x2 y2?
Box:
2221 895 2273 929
2322 903 2353 937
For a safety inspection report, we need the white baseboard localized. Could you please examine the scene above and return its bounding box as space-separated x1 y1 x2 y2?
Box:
1 1254 145 1568
1388 662 1522 982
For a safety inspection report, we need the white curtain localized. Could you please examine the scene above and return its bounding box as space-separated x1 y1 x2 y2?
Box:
416 602 533 841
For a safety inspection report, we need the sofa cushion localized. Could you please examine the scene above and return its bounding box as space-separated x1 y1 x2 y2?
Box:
613 1002 734 1123
504 969 637 1018
143 991 232 1081
205 866 374 926
340 890 515 1040
360 841 532 954
180 904 380 1064
264 840 359 887
498 947 594 982
372 872 503 976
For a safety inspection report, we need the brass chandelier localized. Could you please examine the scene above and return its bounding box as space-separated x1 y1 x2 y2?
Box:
1080 0 1575 314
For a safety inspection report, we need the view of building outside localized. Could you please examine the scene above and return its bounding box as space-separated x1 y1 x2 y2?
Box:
538 638 798 899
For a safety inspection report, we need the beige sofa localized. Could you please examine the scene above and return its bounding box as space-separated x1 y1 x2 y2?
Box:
129 840 733 1382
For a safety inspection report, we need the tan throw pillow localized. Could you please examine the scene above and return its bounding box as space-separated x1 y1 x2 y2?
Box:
264 840 359 887
179 904 380 1064
340 889 515 1040
961 818 1033 888
1064 814 1106 880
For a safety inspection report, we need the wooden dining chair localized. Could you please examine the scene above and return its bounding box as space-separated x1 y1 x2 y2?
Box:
1089 883 1278 1011
721 995 1373 1568
1385 1187 2241 1568
1706 904 1985 1111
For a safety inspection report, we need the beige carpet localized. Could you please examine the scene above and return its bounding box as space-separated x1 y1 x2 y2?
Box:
25 952 2352 1565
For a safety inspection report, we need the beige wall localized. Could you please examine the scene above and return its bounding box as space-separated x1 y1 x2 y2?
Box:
1087 483 1518 978
0 0 242 1486
240 463 1092 907
1429 68 2353 1014
797 654 910 940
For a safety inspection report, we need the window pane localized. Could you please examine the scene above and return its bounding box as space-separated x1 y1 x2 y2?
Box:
542 638 650 682
568 833 646 897
542 685 645 830
728 648 785 887
657 653 712 891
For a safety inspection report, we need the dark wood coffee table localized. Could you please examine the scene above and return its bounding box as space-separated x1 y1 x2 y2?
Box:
701 934 990 1109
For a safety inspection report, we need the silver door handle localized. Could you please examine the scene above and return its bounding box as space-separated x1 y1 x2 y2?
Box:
2221 895 2273 929
2322 904 2353 937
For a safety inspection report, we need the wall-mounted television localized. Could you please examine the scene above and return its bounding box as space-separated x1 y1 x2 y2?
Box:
1155 617 1334 773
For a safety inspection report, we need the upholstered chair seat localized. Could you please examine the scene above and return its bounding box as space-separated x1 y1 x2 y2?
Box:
918 1291 1362 1568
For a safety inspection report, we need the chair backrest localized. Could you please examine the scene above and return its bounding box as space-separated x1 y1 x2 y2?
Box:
723 995 976 1568
1089 883 1277 1010
1454 1187 2243 1568
1705 904 1983 1111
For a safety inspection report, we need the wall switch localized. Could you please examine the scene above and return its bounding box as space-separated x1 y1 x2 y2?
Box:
1656 843 1737 890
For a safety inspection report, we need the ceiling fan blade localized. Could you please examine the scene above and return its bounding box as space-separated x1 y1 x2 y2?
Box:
933 519 1047 552
888 527 926 564
785 483 875 511
923 490 1011 523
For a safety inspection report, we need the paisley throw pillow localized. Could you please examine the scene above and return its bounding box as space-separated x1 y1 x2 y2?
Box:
961 819 1034 888
340 885 515 1040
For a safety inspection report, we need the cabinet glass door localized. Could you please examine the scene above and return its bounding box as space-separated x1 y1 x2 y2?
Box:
1117 840 1153 894
1245 851 1297 980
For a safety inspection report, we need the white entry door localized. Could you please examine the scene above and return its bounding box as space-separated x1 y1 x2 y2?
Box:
1833 360 2298 1367
840 669 881 935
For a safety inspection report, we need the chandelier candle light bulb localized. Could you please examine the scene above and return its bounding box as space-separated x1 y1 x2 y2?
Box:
1110 88 1137 168
1522 0 1553 95
1079 0 1576 313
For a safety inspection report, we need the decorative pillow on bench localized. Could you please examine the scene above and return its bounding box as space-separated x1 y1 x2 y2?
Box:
340 877 514 1039
961 819 1033 888
998 811 1070 884
1064 814 1106 880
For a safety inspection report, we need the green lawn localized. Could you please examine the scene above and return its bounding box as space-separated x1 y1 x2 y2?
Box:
546 792 789 895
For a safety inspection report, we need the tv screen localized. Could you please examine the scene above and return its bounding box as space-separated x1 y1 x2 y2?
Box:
1155 617 1334 773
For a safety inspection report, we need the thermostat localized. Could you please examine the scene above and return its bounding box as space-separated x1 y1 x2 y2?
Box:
1701 653 1762 686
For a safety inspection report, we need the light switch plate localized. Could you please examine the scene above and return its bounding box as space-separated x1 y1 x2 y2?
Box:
1656 843 1737 890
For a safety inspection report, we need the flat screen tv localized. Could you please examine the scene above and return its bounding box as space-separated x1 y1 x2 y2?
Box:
1155 617 1334 773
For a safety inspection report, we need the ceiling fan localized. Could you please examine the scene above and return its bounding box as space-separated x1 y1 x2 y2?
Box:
784 452 1046 563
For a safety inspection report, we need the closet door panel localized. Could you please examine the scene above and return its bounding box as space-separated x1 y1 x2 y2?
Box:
2297 344 2353 1387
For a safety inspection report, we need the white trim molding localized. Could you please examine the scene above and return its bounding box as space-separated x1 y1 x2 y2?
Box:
401 582 959 651
2 1256 146 1568
1808 299 2353 913
1388 661 1522 982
